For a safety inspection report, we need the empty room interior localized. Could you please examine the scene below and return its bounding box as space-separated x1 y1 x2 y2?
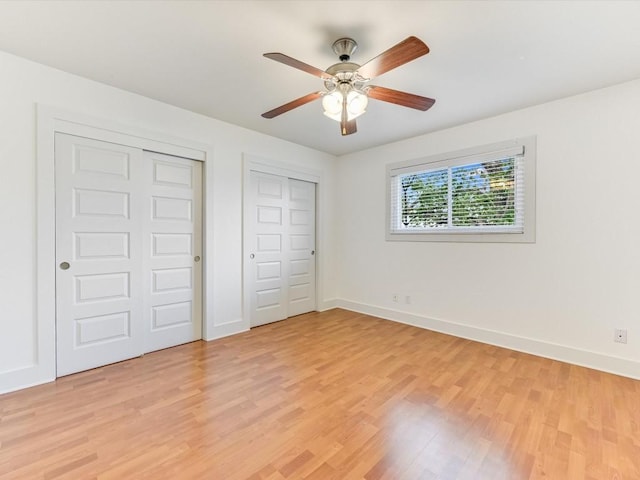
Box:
1 1 639 479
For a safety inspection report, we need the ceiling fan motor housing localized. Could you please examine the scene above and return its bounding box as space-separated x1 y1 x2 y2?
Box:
324 61 362 89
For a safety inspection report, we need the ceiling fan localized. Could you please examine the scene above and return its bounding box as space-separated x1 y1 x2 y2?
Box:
261 36 435 136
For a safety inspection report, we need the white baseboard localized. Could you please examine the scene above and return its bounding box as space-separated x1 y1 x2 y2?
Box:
336 299 640 381
318 298 340 312
0 364 55 396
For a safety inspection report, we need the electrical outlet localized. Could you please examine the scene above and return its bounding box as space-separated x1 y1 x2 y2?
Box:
614 329 628 344
392 294 398 303
405 295 411 304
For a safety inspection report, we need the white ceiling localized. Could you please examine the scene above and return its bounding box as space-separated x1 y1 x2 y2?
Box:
1 1 640 156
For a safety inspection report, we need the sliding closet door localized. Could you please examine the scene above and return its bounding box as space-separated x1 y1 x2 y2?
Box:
55 133 145 376
55 134 203 376
287 178 316 317
246 171 316 327
143 151 203 352
247 172 289 327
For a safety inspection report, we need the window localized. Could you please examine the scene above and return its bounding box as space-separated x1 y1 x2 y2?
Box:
387 137 535 242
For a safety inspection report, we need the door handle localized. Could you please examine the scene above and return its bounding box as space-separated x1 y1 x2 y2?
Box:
311 250 315 255
59 261 70 270
194 256 201 262
250 253 255 259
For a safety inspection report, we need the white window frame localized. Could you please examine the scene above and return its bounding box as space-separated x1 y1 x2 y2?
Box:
386 136 536 243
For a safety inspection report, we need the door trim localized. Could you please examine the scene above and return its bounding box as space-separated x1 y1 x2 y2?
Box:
36 105 214 383
242 154 322 327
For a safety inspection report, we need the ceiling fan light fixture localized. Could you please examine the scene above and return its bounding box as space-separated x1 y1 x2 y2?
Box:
322 91 343 117
322 88 368 122
346 89 368 119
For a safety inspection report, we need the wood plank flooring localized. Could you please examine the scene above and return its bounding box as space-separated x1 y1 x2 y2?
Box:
1 308 639 479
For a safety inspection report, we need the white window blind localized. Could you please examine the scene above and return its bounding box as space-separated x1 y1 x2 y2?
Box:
386 138 535 243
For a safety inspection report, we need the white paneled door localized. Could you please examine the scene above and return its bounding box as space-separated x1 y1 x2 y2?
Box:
55 134 202 376
247 171 316 327
143 151 202 353
286 178 316 317
55 134 144 376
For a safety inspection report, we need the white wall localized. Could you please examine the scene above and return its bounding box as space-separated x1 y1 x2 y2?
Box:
0 51 338 394
335 79 640 379
2 46 639 395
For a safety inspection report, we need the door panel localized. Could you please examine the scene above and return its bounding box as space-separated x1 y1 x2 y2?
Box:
143 151 202 353
74 232 130 259
249 172 288 326
247 172 316 326
55 133 144 376
287 178 316 317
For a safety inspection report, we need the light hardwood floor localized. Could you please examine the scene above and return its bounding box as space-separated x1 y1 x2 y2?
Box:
1 309 639 479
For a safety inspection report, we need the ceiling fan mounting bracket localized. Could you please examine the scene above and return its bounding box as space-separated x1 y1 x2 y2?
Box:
331 37 358 62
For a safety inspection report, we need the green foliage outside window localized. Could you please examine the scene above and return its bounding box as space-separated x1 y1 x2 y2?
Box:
400 158 516 229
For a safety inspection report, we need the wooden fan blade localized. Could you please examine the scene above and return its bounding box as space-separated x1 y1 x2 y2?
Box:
264 53 335 80
367 85 435 111
341 119 357 136
356 36 429 80
261 92 323 119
